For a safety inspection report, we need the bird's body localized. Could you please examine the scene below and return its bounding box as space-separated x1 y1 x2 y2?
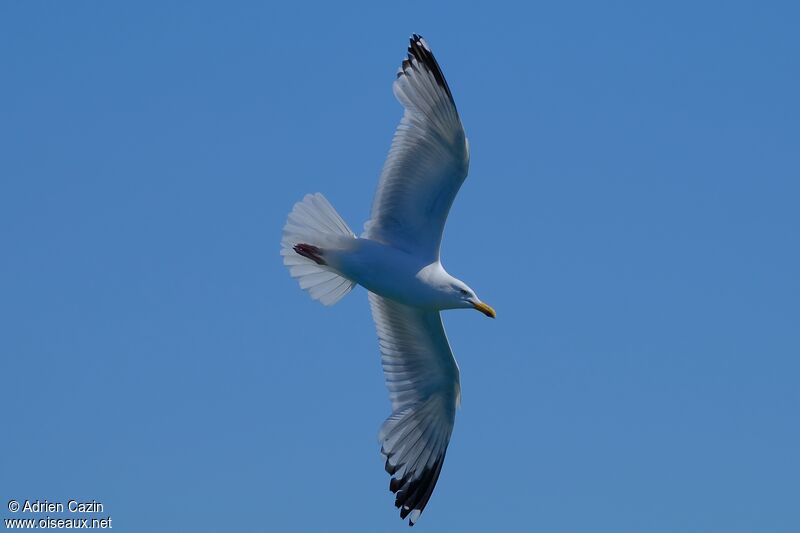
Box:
281 34 494 526
310 237 467 310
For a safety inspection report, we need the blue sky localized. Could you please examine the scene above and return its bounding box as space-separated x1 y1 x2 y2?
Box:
1 1 798 531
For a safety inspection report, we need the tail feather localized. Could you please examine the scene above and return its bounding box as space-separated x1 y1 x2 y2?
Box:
281 193 357 306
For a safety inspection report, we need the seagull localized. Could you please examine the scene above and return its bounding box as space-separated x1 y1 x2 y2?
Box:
281 34 495 526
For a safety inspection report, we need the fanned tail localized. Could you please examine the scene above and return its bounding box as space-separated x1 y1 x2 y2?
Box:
281 193 357 306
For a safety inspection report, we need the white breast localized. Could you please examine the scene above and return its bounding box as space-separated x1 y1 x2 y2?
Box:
333 238 445 308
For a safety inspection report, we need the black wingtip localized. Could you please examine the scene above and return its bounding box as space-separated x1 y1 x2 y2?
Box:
386 453 447 527
400 33 456 107
384 456 398 475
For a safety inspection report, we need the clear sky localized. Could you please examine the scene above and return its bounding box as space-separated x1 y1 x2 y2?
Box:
1 1 798 532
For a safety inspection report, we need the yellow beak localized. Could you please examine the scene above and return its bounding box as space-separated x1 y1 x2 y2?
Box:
472 301 496 318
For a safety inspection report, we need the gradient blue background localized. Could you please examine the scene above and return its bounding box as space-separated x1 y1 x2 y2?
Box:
2 2 798 531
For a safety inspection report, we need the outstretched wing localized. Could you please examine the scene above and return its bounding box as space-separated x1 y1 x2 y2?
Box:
369 293 461 526
363 34 469 262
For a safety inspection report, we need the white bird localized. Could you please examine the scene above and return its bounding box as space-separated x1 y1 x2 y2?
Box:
281 34 495 526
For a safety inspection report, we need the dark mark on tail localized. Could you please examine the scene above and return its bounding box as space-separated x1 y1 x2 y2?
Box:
293 243 326 265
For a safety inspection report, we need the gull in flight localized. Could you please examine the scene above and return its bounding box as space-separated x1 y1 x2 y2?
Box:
281 34 495 526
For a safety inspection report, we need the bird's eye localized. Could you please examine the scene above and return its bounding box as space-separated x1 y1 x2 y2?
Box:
459 289 469 295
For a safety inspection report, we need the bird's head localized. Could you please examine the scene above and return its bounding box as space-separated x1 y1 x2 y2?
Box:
447 280 496 318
